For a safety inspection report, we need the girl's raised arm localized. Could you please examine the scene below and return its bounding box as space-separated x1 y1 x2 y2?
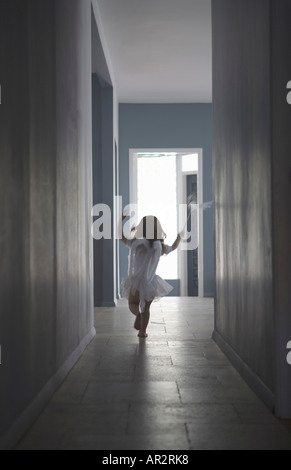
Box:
171 233 182 252
162 232 182 254
119 212 128 245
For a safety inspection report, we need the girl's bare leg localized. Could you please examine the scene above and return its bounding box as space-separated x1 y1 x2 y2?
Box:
139 300 152 338
128 290 141 330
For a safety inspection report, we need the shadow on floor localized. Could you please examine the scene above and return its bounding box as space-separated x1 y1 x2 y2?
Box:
16 297 291 450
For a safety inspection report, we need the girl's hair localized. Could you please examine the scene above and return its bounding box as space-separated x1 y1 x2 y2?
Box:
131 215 166 247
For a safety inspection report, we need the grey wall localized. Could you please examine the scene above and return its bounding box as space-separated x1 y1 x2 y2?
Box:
271 0 291 418
92 75 115 306
91 10 116 307
212 0 291 416
91 5 112 86
119 103 213 297
92 75 103 305
0 0 94 448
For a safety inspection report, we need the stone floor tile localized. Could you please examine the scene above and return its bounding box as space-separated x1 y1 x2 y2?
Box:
59 432 189 451
14 297 291 451
187 423 291 450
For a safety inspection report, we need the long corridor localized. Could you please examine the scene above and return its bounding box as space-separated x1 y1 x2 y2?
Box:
16 298 291 450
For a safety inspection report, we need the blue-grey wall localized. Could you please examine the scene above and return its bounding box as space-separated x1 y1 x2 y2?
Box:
119 104 213 297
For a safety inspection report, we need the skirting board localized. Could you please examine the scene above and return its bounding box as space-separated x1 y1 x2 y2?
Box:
212 329 274 412
0 326 96 450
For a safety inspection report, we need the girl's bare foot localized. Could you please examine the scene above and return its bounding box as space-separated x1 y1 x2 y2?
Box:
138 331 148 338
134 313 141 330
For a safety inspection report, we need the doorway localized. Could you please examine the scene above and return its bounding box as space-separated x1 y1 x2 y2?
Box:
129 148 204 297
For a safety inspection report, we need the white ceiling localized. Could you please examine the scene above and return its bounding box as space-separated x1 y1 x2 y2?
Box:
95 0 212 103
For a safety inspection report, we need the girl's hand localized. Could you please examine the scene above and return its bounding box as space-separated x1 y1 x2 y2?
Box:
179 229 185 239
122 209 128 220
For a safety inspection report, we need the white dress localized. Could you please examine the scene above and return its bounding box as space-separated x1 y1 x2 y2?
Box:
121 238 173 313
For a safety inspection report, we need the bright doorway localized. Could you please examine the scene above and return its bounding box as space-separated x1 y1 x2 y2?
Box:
129 149 204 297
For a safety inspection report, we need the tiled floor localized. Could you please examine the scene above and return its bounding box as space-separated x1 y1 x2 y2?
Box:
16 297 291 450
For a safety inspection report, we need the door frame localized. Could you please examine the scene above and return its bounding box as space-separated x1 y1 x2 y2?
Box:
129 148 204 297
177 150 204 297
